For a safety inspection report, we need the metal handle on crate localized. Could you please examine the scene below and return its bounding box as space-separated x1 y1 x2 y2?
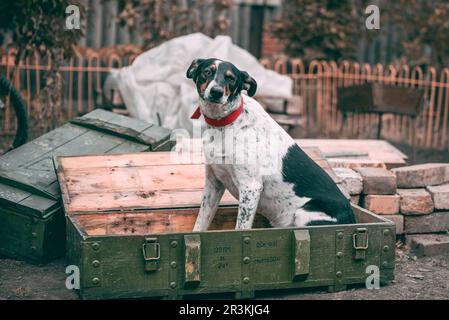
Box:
292 229 310 280
184 234 201 288
353 228 369 260
142 237 160 272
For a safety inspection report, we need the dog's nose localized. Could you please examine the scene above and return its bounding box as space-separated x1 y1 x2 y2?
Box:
210 86 224 98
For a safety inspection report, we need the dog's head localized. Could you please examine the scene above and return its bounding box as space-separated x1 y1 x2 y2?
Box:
186 58 257 104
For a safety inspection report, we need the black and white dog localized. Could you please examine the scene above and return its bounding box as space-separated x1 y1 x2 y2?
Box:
187 58 355 230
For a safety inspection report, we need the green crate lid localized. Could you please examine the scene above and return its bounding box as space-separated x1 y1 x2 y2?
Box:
0 109 171 218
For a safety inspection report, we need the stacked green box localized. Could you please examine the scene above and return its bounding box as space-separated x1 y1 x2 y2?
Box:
0 109 171 263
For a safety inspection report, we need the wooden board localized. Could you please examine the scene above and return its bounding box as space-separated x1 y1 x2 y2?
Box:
72 203 385 237
73 207 271 236
56 147 340 215
56 153 236 214
296 139 407 169
70 109 170 147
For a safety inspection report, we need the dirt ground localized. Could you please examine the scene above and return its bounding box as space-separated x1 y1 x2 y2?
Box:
1 244 449 300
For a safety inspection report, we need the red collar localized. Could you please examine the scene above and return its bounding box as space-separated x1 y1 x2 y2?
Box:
191 97 244 127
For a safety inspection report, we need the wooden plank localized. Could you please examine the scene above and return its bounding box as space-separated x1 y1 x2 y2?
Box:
66 188 237 214
51 130 131 157
106 140 150 154
0 183 59 217
327 158 387 169
56 146 336 214
297 139 408 159
56 143 341 214
26 157 58 172
0 169 57 200
296 139 407 169
57 145 326 171
0 124 87 170
70 114 155 146
57 152 180 170
80 109 151 133
59 165 208 194
55 153 237 214
73 207 269 236
77 108 117 122
71 110 171 149
138 125 171 149
18 194 58 215
73 204 384 235
0 183 32 205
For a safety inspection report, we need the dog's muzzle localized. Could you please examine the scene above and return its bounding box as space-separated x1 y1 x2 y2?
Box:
208 85 224 102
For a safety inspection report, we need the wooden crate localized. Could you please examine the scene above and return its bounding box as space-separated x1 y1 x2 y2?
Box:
56 152 396 299
0 109 171 264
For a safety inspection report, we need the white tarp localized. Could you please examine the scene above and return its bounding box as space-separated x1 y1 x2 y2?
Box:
106 33 292 132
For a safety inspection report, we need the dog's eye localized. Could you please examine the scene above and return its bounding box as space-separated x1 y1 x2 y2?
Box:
225 75 235 83
203 69 212 77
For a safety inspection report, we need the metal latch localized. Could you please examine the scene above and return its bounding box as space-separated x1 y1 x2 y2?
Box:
142 237 160 272
292 229 310 280
184 234 201 288
353 228 369 260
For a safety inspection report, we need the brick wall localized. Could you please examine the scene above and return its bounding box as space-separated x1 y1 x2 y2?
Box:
333 163 449 257
261 25 284 58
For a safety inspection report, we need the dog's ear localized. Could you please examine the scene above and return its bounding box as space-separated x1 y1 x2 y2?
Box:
186 59 205 80
240 71 257 97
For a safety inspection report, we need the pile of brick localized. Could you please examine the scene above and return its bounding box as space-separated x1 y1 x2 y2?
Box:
334 164 449 257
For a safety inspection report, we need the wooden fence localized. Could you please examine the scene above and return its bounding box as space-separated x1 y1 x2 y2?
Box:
1 49 448 151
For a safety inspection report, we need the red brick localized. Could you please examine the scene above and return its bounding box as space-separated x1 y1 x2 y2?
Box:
261 31 285 58
426 183 449 210
397 188 434 215
333 168 363 195
392 163 449 188
363 194 400 215
407 234 449 257
404 212 449 234
357 167 397 195
382 214 404 235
